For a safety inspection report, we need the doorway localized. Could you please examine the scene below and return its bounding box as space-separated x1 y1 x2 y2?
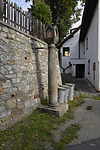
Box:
76 64 85 78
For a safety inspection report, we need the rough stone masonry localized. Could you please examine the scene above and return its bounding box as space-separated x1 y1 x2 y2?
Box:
0 22 48 130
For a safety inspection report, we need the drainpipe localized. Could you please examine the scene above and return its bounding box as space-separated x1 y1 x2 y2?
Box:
79 41 80 59
98 0 100 91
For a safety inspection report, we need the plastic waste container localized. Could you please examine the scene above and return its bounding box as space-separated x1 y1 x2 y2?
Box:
58 85 69 103
65 83 75 101
58 87 66 104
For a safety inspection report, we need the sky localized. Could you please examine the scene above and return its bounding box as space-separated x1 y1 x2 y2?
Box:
72 1 84 28
11 0 32 10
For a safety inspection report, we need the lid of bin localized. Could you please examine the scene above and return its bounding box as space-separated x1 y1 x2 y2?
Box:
65 83 75 87
58 87 66 90
58 84 70 89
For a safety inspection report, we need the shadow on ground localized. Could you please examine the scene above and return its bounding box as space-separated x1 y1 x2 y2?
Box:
67 137 100 150
62 73 97 94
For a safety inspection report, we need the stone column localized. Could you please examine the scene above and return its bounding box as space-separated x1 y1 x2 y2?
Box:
48 43 58 106
45 25 60 106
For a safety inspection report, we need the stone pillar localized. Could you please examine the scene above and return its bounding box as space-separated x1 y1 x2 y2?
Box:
48 43 58 106
45 25 60 106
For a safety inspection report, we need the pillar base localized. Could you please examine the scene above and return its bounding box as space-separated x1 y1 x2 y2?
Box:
48 103 59 107
38 104 68 117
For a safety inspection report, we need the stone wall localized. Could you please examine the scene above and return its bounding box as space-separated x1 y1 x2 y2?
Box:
0 22 48 130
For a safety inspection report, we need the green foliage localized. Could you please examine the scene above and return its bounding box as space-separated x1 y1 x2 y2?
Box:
45 0 84 39
32 2 51 25
92 96 100 100
86 106 93 110
53 123 81 150
41 96 48 105
79 94 88 99
25 0 86 39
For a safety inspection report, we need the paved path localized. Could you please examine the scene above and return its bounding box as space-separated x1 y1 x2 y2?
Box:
62 73 97 94
53 74 100 150
69 98 100 145
53 98 100 150
67 138 100 150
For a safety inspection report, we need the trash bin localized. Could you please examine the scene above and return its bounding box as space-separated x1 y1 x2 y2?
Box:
58 87 66 104
65 83 75 101
58 85 69 103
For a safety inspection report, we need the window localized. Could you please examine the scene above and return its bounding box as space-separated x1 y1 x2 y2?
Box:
93 63 96 71
88 59 90 75
86 37 88 50
93 63 96 81
63 47 70 57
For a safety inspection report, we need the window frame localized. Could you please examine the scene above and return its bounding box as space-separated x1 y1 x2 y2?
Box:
63 47 70 57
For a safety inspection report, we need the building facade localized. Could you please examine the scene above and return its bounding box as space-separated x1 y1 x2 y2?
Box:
59 0 100 91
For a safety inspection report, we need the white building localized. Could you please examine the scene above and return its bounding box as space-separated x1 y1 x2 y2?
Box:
58 0 100 91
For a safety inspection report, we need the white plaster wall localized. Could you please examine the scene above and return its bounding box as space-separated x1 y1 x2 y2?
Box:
80 42 85 58
60 30 80 73
83 5 99 91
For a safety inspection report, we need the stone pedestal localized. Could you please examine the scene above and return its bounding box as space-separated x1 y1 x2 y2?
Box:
38 104 68 117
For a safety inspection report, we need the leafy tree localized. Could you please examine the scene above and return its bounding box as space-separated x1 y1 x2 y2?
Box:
25 0 52 26
32 2 51 25
25 0 86 39
45 0 84 39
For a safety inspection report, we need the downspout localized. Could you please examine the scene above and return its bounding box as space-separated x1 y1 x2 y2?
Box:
79 40 80 59
98 0 100 91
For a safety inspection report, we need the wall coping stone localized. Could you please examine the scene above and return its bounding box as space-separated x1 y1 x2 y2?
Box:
0 21 48 47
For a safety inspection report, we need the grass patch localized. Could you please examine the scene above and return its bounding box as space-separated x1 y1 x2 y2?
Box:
53 123 80 150
86 105 93 110
41 96 48 105
0 96 84 150
79 94 88 99
92 96 100 100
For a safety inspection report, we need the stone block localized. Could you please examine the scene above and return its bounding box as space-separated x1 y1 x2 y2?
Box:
0 88 4 95
0 32 8 38
17 98 21 102
25 100 31 109
1 115 12 124
0 121 6 131
5 74 16 79
17 103 24 109
0 110 11 118
0 100 5 106
0 66 8 75
6 99 16 109
0 106 5 112
3 80 11 88
4 87 18 93
8 34 15 40
34 93 40 99
11 108 23 118
2 27 9 32
0 94 11 101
